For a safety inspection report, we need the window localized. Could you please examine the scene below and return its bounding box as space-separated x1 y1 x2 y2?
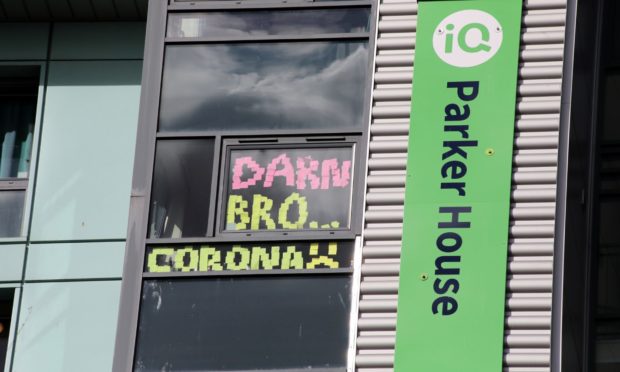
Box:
166 8 371 38
148 139 216 239
591 69 620 372
221 141 356 233
159 42 369 132
116 1 375 370
134 276 351 372
0 66 39 238
0 289 14 371
560 1 620 370
144 241 355 273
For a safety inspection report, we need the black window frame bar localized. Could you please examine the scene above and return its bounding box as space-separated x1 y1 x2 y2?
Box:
113 0 377 370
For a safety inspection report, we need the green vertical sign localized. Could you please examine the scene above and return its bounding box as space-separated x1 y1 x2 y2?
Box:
394 1 522 371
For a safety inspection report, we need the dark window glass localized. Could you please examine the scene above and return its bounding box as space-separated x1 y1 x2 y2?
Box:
596 199 620 347
602 72 620 142
0 289 13 372
159 41 368 132
0 67 38 179
0 190 24 237
223 146 353 232
174 0 362 2
134 276 351 371
593 63 620 369
0 99 35 179
167 8 370 38
148 139 215 238
595 112 620 370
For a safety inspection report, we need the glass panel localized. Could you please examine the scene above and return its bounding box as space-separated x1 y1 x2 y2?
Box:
0 99 35 179
223 146 353 232
602 72 620 143
595 70 620 370
596 198 620 370
0 289 13 372
159 41 368 132
600 146 620 195
0 66 39 179
134 276 351 371
167 8 370 38
149 139 215 238
144 241 355 273
0 190 25 237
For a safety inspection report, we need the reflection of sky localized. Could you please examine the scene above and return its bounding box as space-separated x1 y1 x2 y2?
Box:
159 41 368 131
168 9 370 38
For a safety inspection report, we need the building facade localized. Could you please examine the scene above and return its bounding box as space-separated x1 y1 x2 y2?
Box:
0 0 617 371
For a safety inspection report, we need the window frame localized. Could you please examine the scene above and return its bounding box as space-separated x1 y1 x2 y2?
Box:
158 3 373 136
142 238 357 278
113 1 377 370
216 136 362 238
133 274 356 372
147 136 220 239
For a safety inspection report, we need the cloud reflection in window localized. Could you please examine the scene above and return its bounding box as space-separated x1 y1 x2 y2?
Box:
159 41 369 131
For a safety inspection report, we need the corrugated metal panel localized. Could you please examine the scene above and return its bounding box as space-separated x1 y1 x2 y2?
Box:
0 0 147 21
356 0 566 371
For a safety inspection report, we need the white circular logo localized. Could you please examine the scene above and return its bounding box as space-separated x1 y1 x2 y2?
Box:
432 10 503 68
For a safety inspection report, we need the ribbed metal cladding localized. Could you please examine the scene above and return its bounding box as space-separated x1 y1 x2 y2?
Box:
356 0 566 371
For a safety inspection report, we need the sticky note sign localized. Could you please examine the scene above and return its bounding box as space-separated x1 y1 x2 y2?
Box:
225 146 354 232
144 241 355 273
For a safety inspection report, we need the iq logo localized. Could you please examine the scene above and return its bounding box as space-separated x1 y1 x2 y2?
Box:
432 10 503 68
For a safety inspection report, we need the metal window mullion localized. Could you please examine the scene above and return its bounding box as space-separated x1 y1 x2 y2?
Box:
168 1 373 12
0 180 28 190
155 128 365 139
207 135 222 238
145 232 357 245
112 1 168 371
142 268 353 279
165 32 370 44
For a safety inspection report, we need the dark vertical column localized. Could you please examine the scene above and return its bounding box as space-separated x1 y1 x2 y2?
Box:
112 1 167 371
553 0 605 371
